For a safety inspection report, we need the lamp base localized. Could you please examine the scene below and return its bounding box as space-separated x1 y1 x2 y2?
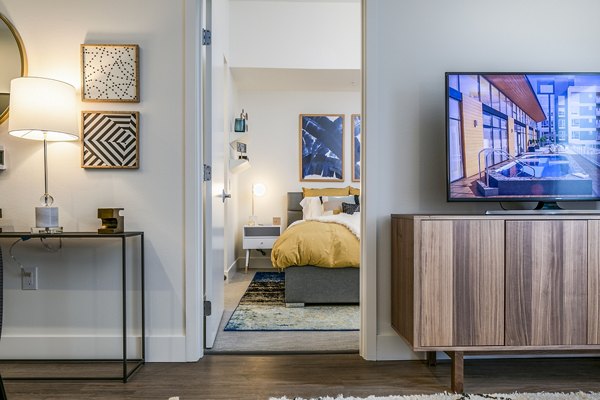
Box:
247 215 258 226
35 206 59 229
31 226 63 234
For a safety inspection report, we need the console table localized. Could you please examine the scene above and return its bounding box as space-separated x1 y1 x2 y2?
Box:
0 231 144 382
391 214 600 392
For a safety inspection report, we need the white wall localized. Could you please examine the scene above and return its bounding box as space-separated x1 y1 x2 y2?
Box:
233 89 360 264
230 0 360 70
365 0 600 359
0 0 187 361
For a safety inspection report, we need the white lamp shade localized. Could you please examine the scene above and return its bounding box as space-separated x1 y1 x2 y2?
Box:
8 77 78 141
253 183 266 197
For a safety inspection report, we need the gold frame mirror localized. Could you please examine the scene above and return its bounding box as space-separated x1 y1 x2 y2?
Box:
0 12 27 125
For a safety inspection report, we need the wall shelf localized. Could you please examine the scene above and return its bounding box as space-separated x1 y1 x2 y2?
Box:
230 158 250 173
229 127 250 173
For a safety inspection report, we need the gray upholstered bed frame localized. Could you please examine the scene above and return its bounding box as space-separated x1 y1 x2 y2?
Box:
284 192 360 305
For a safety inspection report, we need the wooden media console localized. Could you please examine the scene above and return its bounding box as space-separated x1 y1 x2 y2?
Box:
391 214 600 392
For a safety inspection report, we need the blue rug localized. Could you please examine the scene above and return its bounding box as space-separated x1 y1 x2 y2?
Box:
224 272 359 331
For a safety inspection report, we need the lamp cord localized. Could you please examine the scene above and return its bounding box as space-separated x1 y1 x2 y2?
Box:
9 237 63 272
40 238 62 252
9 239 26 273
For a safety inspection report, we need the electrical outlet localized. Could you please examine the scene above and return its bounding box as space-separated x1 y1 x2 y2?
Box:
22 267 38 290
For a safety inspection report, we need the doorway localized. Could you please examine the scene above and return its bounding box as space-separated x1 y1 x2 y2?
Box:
202 0 363 354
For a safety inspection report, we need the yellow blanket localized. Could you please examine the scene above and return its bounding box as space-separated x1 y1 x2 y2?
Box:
271 220 360 269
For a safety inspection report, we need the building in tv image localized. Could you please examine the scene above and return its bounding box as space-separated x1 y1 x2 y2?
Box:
447 73 600 201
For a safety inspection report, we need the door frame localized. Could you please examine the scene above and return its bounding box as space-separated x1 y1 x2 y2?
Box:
360 0 377 361
184 0 378 361
183 0 204 361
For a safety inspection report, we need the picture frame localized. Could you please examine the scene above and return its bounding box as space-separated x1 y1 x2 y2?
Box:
81 44 139 102
81 111 140 169
351 114 361 182
299 114 344 182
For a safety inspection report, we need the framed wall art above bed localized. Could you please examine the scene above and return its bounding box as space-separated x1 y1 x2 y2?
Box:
351 114 361 182
299 114 344 182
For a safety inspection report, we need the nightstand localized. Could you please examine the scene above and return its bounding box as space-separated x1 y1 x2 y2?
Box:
242 224 281 273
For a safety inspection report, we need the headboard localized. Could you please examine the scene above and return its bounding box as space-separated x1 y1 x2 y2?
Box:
287 192 303 227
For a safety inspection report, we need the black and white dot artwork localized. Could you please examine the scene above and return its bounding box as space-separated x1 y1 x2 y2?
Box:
81 44 139 102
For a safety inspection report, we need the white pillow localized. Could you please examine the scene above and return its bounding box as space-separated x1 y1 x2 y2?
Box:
321 195 355 213
299 197 323 219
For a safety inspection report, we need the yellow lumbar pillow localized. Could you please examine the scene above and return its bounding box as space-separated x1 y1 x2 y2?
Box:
302 187 349 197
348 186 360 195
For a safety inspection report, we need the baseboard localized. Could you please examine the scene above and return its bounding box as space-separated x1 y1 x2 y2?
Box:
146 335 187 362
0 335 187 362
235 255 274 271
376 334 423 360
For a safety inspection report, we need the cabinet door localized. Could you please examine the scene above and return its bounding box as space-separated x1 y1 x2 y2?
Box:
420 221 454 346
505 220 587 346
452 220 505 346
589 221 600 344
419 220 504 347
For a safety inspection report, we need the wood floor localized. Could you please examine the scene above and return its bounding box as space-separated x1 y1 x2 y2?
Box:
2 355 600 399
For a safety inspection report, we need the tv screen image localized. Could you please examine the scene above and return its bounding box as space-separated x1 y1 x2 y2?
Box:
447 73 600 203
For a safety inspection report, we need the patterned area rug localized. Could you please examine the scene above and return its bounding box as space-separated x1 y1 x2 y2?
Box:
269 392 600 400
224 272 359 331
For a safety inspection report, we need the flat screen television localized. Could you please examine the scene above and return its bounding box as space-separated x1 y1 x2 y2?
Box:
446 72 600 207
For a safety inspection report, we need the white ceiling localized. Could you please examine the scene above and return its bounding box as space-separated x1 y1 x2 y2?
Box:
231 0 359 3
231 67 361 92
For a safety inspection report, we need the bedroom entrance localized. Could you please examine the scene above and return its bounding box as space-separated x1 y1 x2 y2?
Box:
203 0 362 354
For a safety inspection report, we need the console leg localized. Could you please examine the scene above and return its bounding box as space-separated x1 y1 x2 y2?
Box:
426 351 437 367
450 351 464 393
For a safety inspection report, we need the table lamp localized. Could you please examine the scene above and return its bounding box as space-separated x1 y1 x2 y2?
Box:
8 77 78 233
249 183 266 226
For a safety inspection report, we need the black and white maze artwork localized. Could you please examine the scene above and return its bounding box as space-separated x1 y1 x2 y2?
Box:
82 45 138 101
82 112 139 168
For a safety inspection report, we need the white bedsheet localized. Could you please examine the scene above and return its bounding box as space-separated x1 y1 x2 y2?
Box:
289 212 360 240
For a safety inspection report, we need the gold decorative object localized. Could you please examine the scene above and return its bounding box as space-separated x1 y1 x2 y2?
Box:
98 208 124 234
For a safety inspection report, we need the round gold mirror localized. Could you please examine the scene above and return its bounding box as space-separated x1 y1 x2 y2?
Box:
0 13 27 125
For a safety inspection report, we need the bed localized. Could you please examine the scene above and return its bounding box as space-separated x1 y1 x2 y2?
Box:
271 192 360 306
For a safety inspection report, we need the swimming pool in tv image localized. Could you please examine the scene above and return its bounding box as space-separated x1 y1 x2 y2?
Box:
478 153 593 197
497 154 571 178
447 73 600 200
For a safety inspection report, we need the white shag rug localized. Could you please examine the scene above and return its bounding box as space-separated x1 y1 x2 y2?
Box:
269 393 600 400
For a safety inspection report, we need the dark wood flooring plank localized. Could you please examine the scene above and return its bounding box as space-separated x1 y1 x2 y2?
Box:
1 355 600 399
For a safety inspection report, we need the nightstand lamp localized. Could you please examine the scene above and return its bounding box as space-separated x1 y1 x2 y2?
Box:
248 182 266 226
8 77 78 233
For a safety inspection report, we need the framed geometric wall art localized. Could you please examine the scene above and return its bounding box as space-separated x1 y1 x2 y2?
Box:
81 111 139 169
81 44 139 102
299 114 344 182
351 114 361 182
